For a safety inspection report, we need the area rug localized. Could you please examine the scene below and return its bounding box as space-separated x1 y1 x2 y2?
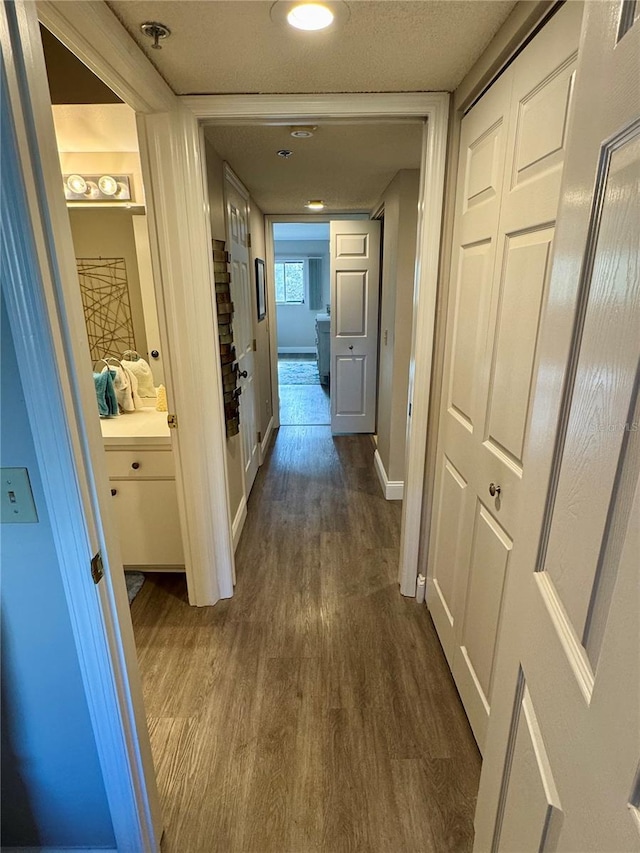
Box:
125 571 145 604
278 359 320 385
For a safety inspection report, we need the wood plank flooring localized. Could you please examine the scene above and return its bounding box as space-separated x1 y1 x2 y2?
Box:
279 384 330 425
131 426 481 852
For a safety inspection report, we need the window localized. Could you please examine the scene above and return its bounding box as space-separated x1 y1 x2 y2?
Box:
275 260 305 304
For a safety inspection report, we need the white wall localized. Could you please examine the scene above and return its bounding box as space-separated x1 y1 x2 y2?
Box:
275 238 330 352
374 170 420 483
0 298 115 847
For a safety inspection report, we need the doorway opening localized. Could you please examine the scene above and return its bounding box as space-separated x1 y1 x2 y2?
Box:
42 27 188 606
273 221 331 426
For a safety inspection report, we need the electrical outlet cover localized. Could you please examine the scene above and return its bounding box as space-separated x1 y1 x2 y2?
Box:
1 467 39 523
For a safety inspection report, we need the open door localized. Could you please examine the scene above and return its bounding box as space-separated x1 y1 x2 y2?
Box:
474 2 640 849
330 219 380 434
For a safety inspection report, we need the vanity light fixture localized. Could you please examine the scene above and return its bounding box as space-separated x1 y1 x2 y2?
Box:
63 174 132 202
305 200 325 210
270 1 349 32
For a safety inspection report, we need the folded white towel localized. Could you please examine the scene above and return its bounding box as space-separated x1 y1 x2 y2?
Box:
121 356 156 399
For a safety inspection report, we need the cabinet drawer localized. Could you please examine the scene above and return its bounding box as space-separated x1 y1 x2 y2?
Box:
105 448 175 479
108 479 184 566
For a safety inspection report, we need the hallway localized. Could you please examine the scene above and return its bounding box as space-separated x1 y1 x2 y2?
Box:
131 427 480 852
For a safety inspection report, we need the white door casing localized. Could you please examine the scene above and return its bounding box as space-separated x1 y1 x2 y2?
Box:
427 1 583 751
224 165 259 497
475 2 640 849
330 219 381 434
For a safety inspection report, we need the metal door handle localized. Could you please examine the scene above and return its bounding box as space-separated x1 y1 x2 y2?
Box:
489 483 501 497
239 370 248 378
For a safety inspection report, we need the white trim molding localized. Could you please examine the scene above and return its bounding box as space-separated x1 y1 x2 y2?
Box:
182 92 444 123
374 450 404 501
232 495 248 552
259 415 275 465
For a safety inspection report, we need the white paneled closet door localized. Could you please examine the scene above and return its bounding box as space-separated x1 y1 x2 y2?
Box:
427 1 584 751
475 1 640 848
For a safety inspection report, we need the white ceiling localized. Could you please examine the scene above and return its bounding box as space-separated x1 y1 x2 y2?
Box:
205 121 424 213
106 1 516 95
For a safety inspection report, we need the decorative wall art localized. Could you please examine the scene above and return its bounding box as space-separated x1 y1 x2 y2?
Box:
77 257 136 361
255 258 267 321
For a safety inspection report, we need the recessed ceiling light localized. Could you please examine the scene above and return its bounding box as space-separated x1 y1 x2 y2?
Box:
305 200 325 210
290 126 318 138
270 1 349 32
287 3 333 30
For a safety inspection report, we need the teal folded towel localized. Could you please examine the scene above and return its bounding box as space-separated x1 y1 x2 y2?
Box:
94 370 118 418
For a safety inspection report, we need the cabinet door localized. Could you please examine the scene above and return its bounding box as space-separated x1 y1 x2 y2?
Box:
109 480 184 566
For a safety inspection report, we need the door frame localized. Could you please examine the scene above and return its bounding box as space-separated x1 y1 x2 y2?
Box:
265 212 368 429
187 95 449 596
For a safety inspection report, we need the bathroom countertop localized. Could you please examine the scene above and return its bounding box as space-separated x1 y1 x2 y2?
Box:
100 407 172 447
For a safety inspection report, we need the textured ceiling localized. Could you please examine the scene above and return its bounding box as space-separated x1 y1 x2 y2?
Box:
106 1 516 95
204 122 424 213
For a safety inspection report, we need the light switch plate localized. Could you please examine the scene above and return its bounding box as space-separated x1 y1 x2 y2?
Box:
1 467 39 523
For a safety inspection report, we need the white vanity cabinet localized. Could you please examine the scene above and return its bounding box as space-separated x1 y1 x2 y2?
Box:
101 410 185 570
315 313 330 386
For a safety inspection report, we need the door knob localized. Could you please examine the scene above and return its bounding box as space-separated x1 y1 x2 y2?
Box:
348 345 354 351
489 483 501 497
111 488 117 496
238 370 248 378
131 462 140 470
151 350 159 359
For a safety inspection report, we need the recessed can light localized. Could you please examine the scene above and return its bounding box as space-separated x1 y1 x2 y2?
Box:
287 3 334 30
305 200 325 210
270 1 349 32
290 126 318 138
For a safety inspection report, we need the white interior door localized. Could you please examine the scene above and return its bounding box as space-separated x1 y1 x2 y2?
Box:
427 1 583 751
224 165 259 496
474 3 640 849
330 219 380 434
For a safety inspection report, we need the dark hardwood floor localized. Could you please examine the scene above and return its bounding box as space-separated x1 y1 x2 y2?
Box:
279 383 330 425
131 426 481 852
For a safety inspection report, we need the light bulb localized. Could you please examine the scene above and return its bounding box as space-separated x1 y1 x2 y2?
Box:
305 200 325 210
67 174 87 194
287 3 334 30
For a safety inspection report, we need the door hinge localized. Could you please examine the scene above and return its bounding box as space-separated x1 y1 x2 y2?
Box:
408 403 412 417
247 232 252 248
252 338 257 351
91 551 104 585
257 431 262 443
168 413 178 429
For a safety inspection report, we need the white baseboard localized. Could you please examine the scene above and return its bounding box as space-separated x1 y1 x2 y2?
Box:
232 495 247 552
259 415 274 464
374 449 404 501
278 346 316 354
